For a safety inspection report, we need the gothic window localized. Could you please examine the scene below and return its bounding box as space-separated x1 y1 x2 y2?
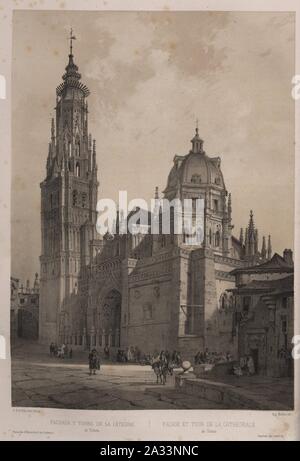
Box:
213 199 219 212
209 228 212 245
50 193 53 209
221 295 226 309
215 230 220 247
68 142 72 157
72 189 78 206
82 193 86 208
76 162 80 177
192 197 197 212
76 139 80 157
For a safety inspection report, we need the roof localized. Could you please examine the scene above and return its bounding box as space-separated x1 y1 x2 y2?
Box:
228 274 294 295
230 253 294 275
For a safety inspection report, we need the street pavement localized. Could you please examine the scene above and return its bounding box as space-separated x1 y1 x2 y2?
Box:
11 342 226 410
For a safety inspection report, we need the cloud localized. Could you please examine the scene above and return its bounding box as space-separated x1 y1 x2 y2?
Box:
11 11 295 281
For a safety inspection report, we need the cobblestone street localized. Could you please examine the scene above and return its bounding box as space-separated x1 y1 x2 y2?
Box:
11 342 226 410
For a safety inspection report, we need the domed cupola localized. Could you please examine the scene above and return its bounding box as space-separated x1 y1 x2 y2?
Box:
164 126 226 199
163 125 232 255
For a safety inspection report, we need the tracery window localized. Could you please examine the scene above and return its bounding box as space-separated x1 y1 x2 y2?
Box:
72 189 78 206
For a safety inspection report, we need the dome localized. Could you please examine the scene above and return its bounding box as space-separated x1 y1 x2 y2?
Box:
164 129 226 196
179 152 224 187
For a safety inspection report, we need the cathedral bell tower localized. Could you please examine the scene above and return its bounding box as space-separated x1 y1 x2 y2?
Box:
39 31 99 344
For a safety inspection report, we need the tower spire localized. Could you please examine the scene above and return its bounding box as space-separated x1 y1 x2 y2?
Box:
267 235 272 259
51 117 55 141
92 139 97 171
261 235 266 260
69 28 76 56
228 193 232 221
239 227 244 245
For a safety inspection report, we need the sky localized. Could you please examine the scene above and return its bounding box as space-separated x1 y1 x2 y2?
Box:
11 10 295 283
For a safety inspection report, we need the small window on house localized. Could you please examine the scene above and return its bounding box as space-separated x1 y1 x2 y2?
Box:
20 298 24 304
31 298 36 304
282 297 288 309
243 296 251 313
281 316 287 333
143 303 153 320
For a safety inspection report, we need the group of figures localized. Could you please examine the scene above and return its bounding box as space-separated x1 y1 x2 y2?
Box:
194 348 233 365
49 342 73 359
233 355 255 376
116 346 182 367
86 347 182 384
116 345 148 363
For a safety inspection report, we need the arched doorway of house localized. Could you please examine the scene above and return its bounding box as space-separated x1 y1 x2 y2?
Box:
100 289 121 348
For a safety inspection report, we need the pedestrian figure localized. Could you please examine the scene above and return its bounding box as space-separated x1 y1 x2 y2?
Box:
88 348 98 375
61 343 66 359
49 342 55 357
104 345 110 360
247 355 255 375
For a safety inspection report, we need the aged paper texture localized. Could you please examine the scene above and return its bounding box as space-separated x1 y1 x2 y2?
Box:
0 0 299 441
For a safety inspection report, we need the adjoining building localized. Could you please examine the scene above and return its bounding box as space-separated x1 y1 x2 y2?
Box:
229 251 294 377
10 277 20 344
10 274 40 342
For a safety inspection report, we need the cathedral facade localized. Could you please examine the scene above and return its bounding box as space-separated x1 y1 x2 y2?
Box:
39 43 275 361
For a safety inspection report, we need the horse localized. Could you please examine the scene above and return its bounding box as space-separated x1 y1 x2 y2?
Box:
151 359 168 385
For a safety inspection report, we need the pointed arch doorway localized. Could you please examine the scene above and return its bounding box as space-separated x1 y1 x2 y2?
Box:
99 289 121 349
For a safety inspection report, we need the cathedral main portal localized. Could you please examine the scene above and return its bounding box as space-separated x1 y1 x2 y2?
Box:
98 289 121 349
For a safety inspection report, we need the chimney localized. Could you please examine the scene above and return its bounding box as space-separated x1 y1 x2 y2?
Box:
283 249 293 266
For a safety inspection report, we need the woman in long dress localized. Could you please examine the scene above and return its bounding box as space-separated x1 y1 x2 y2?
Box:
247 355 255 375
88 349 98 375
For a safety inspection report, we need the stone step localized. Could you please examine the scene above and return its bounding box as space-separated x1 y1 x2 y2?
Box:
175 375 291 410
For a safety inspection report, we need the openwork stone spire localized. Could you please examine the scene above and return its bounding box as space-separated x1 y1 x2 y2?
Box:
56 28 90 98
